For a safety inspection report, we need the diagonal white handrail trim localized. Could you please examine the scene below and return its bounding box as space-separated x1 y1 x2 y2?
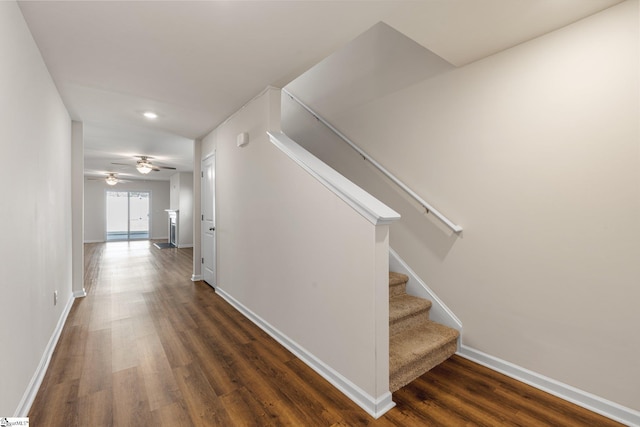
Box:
268 131 400 226
283 88 462 234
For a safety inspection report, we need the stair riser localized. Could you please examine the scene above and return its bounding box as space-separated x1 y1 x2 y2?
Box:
389 283 406 298
390 311 430 336
389 339 458 392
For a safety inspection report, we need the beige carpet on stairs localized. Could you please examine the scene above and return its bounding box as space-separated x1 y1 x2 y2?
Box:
388 272 459 392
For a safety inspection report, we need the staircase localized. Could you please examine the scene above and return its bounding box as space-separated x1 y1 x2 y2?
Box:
389 272 459 392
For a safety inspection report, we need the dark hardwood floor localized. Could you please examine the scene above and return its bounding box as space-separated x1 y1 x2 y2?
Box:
29 241 623 426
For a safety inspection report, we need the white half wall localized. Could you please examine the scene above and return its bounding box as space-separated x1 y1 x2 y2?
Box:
0 1 73 415
207 88 394 416
84 179 170 242
284 0 640 415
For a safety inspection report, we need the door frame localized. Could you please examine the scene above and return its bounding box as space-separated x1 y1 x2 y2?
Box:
201 153 216 287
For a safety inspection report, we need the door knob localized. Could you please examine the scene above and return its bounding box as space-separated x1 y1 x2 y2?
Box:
209 227 215 231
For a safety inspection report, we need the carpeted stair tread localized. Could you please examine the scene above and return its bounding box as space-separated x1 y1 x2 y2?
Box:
389 272 409 297
389 272 409 286
390 321 459 368
389 320 460 391
389 294 432 327
387 270 460 392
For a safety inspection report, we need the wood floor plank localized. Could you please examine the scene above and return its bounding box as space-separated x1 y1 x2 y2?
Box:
219 386 281 427
214 339 310 424
438 356 623 427
136 331 182 411
178 326 241 397
111 318 139 373
156 316 195 368
390 385 473 427
173 362 234 426
151 401 193 427
240 341 342 426
77 388 113 426
44 324 87 387
112 367 153 427
30 379 79 427
77 328 112 397
404 377 513 427
29 241 627 426
144 291 195 369
427 359 544 426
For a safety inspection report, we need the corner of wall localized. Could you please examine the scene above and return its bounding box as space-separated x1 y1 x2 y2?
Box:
267 86 282 132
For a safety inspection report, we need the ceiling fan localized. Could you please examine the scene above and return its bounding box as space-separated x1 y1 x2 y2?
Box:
87 173 131 186
112 156 176 175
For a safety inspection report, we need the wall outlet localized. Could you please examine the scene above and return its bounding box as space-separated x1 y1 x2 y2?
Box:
54 290 58 306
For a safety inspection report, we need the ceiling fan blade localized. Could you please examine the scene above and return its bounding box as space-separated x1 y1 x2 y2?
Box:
111 159 176 172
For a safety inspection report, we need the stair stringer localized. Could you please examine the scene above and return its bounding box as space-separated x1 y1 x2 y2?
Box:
389 247 462 351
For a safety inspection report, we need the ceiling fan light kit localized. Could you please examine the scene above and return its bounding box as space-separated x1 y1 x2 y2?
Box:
136 161 153 174
105 174 119 185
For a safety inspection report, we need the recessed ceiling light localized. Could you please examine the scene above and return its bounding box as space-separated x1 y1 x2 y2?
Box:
143 111 158 119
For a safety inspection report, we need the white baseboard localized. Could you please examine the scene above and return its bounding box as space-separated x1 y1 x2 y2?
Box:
458 345 640 427
14 293 76 417
191 274 203 281
215 288 395 419
177 244 193 249
73 289 86 298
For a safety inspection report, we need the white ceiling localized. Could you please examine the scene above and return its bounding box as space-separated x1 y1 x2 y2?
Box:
17 0 622 182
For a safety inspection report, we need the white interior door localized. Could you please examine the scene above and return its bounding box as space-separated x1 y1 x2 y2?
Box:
201 154 216 287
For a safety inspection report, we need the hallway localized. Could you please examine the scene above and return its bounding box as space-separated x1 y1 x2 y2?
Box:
29 241 623 426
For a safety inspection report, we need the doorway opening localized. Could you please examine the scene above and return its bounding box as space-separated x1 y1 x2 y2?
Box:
106 190 151 241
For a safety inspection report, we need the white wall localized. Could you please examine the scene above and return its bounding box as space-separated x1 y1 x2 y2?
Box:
169 172 181 211
84 179 170 242
179 173 193 247
285 0 640 413
170 172 194 248
192 140 203 279
71 121 85 296
206 88 392 414
0 2 73 415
